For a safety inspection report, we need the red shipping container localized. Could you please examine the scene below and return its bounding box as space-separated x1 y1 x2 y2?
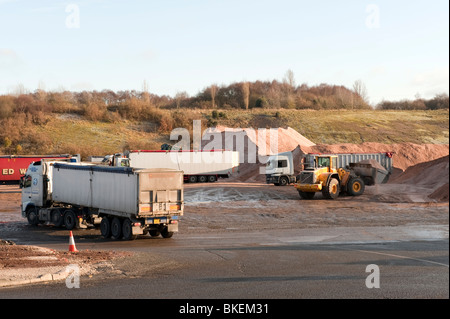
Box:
0 155 71 183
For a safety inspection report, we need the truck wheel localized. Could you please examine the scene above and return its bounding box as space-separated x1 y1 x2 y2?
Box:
161 226 174 238
64 209 77 230
322 178 340 200
299 191 315 200
51 210 64 227
198 175 207 183
149 230 161 237
122 219 137 241
279 176 289 186
347 177 365 196
26 206 39 226
208 175 216 182
111 217 123 240
188 175 198 183
100 217 112 238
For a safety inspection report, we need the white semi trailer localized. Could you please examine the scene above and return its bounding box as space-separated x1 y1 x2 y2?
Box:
20 159 183 240
105 150 240 183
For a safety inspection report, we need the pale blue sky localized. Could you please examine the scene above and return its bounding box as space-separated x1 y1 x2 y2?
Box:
0 0 448 105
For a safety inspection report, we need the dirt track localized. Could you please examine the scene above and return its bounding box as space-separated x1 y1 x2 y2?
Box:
182 181 449 234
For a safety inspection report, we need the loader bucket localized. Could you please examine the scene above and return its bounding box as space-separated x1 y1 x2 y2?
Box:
349 160 390 185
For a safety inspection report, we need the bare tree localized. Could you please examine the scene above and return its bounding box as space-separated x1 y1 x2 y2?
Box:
282 70 296 108
242 82 250 110
141 80 150 104
142 80 149 93
175 91 188 109
353 79 369 104
13 83 27 96
337 86 354 108
210 84 218 108
35 80 47 101
37 80 46 92
284 69 296 88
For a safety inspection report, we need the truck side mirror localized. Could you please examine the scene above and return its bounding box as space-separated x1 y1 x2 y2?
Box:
19 176 24 189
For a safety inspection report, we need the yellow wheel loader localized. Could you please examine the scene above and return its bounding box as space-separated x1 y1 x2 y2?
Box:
294 153 392 200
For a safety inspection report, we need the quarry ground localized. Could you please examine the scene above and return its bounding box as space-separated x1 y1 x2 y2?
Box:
0 178 448 289
183 181 449 231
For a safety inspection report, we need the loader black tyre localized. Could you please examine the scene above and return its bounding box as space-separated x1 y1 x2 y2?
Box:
111 217 123 240
100 217 112 238
299 191 315 200
347 177 365 196
322 178 340 200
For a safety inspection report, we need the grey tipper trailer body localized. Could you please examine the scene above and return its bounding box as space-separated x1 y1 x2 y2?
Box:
21 160 183 240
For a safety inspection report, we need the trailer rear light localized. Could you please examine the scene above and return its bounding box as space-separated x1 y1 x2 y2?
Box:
170 220 178 224
169 204 181 211
133 222 141 227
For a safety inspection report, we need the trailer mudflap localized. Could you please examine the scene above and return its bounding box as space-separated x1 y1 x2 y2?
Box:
132 226 144 235
167 222 178 233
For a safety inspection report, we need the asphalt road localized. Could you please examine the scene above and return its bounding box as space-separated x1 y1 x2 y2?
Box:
0 224 448 299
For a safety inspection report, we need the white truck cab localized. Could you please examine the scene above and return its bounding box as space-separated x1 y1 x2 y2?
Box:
21 161 43 214
20 159 58 222
264 152 296 186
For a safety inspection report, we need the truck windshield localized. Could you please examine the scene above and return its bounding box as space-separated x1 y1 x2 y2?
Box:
266 159 287 169
23 175 32 188
266 160 275 169
101 156 112 165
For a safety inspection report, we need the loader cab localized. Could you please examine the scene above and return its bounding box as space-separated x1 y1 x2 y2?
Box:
317 157 330 168
309 155 338 172
317 156 337 171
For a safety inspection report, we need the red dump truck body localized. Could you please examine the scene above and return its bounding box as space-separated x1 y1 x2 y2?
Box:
0 155 72 183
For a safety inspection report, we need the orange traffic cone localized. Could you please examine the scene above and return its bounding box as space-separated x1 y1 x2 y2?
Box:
68 231 78 252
